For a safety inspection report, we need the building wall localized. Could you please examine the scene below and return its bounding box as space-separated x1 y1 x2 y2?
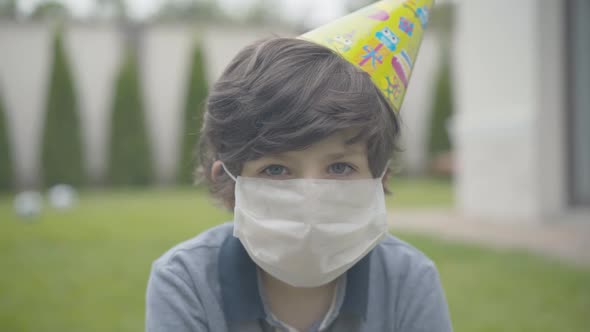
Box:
535 0 568 219
140 24 195 184
452 0 568 223
0 23 52 188
0 22 288 187
64 24 123 184
0 21 441 187
568 0 590 205
399 33 443 175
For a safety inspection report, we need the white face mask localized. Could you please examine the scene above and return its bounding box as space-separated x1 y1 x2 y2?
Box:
222 163 389 288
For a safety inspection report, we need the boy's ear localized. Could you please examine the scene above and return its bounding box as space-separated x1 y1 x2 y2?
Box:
211 160 224 182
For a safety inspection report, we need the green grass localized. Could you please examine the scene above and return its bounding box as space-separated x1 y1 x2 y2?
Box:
388 176 454 208
0 182 589 332
401 234 590 332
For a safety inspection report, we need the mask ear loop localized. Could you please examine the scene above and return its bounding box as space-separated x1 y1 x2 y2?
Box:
221 162 238 182
380 161 391 179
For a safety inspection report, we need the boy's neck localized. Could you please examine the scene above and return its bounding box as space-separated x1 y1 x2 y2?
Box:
259 269 338 332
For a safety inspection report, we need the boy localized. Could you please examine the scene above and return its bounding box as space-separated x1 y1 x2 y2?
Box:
146 1 452 331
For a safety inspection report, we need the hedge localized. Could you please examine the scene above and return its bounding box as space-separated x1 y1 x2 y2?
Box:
41 30 85 187
428 55 454 158
0 89 13 190
178 43 208 184
108 50 153 186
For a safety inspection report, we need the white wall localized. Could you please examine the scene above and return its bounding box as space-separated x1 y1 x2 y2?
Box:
534 1 567 220
0 22 299 187
139 25 294 184
452 0 567 222
399 32 442 175
65 24 123 184
0 22 440 187
0 22 52 188
141 24 195 184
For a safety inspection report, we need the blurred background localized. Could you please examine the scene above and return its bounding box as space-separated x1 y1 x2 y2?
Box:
0 0 588 331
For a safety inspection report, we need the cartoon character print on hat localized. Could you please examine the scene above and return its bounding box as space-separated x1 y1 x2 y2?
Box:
359 43 385 69
399 17 414 36
375 27 400 51
327 30 357 53
367 9 390 21
383 75 403 102
403 0 430 29
403 0 418 14
362 0 396 22
357 37 394 74
391 49 413 87
298 0 435 111
416 6 429 28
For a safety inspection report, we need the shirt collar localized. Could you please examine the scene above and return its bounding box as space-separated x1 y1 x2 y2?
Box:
218 229 372 323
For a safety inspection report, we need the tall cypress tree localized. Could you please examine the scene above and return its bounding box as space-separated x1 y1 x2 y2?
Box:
41 30 84 187
108 50 153 186
0 89 13 191
428 55 454 158
178 43 208 184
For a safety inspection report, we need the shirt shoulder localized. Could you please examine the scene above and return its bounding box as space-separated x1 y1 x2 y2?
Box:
373 233 437 274
147 223 234 331
369 235 453 331
151 222 233 281
369 233 442 304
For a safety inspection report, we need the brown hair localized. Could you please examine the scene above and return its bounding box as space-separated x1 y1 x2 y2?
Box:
197 37 400 206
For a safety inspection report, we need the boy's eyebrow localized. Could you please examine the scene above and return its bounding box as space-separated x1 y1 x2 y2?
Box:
324 151 365 161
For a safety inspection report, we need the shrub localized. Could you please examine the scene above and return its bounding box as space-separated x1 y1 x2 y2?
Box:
0 89 13 191
108 50 153 186
178 43 208 184
428 56 454 158
41 31 85 187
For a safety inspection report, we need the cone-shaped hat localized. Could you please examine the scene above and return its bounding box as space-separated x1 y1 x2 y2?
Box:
300 0 434 112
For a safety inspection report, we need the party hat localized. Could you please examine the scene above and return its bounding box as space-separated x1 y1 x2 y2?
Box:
299 0 434 112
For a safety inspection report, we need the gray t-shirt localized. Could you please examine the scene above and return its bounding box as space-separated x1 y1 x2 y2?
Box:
145 223 453 331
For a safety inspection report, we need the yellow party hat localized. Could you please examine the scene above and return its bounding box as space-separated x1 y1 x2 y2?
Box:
299 0 434 112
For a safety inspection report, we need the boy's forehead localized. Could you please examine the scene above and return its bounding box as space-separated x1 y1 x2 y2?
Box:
273 129 367 159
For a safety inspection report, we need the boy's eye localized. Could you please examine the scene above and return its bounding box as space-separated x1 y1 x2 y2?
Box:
262 165 288 177
328 162 354 175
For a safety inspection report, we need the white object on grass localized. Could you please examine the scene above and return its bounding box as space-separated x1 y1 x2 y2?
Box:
48 184 78 210
14 191 43 219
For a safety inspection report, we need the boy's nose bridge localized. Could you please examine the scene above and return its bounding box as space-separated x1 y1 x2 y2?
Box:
300 166 324 180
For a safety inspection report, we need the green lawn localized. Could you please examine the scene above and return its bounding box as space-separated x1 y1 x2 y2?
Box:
0 182 589 332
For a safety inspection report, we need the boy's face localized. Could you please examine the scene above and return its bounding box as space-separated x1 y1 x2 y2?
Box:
241 129 373 180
